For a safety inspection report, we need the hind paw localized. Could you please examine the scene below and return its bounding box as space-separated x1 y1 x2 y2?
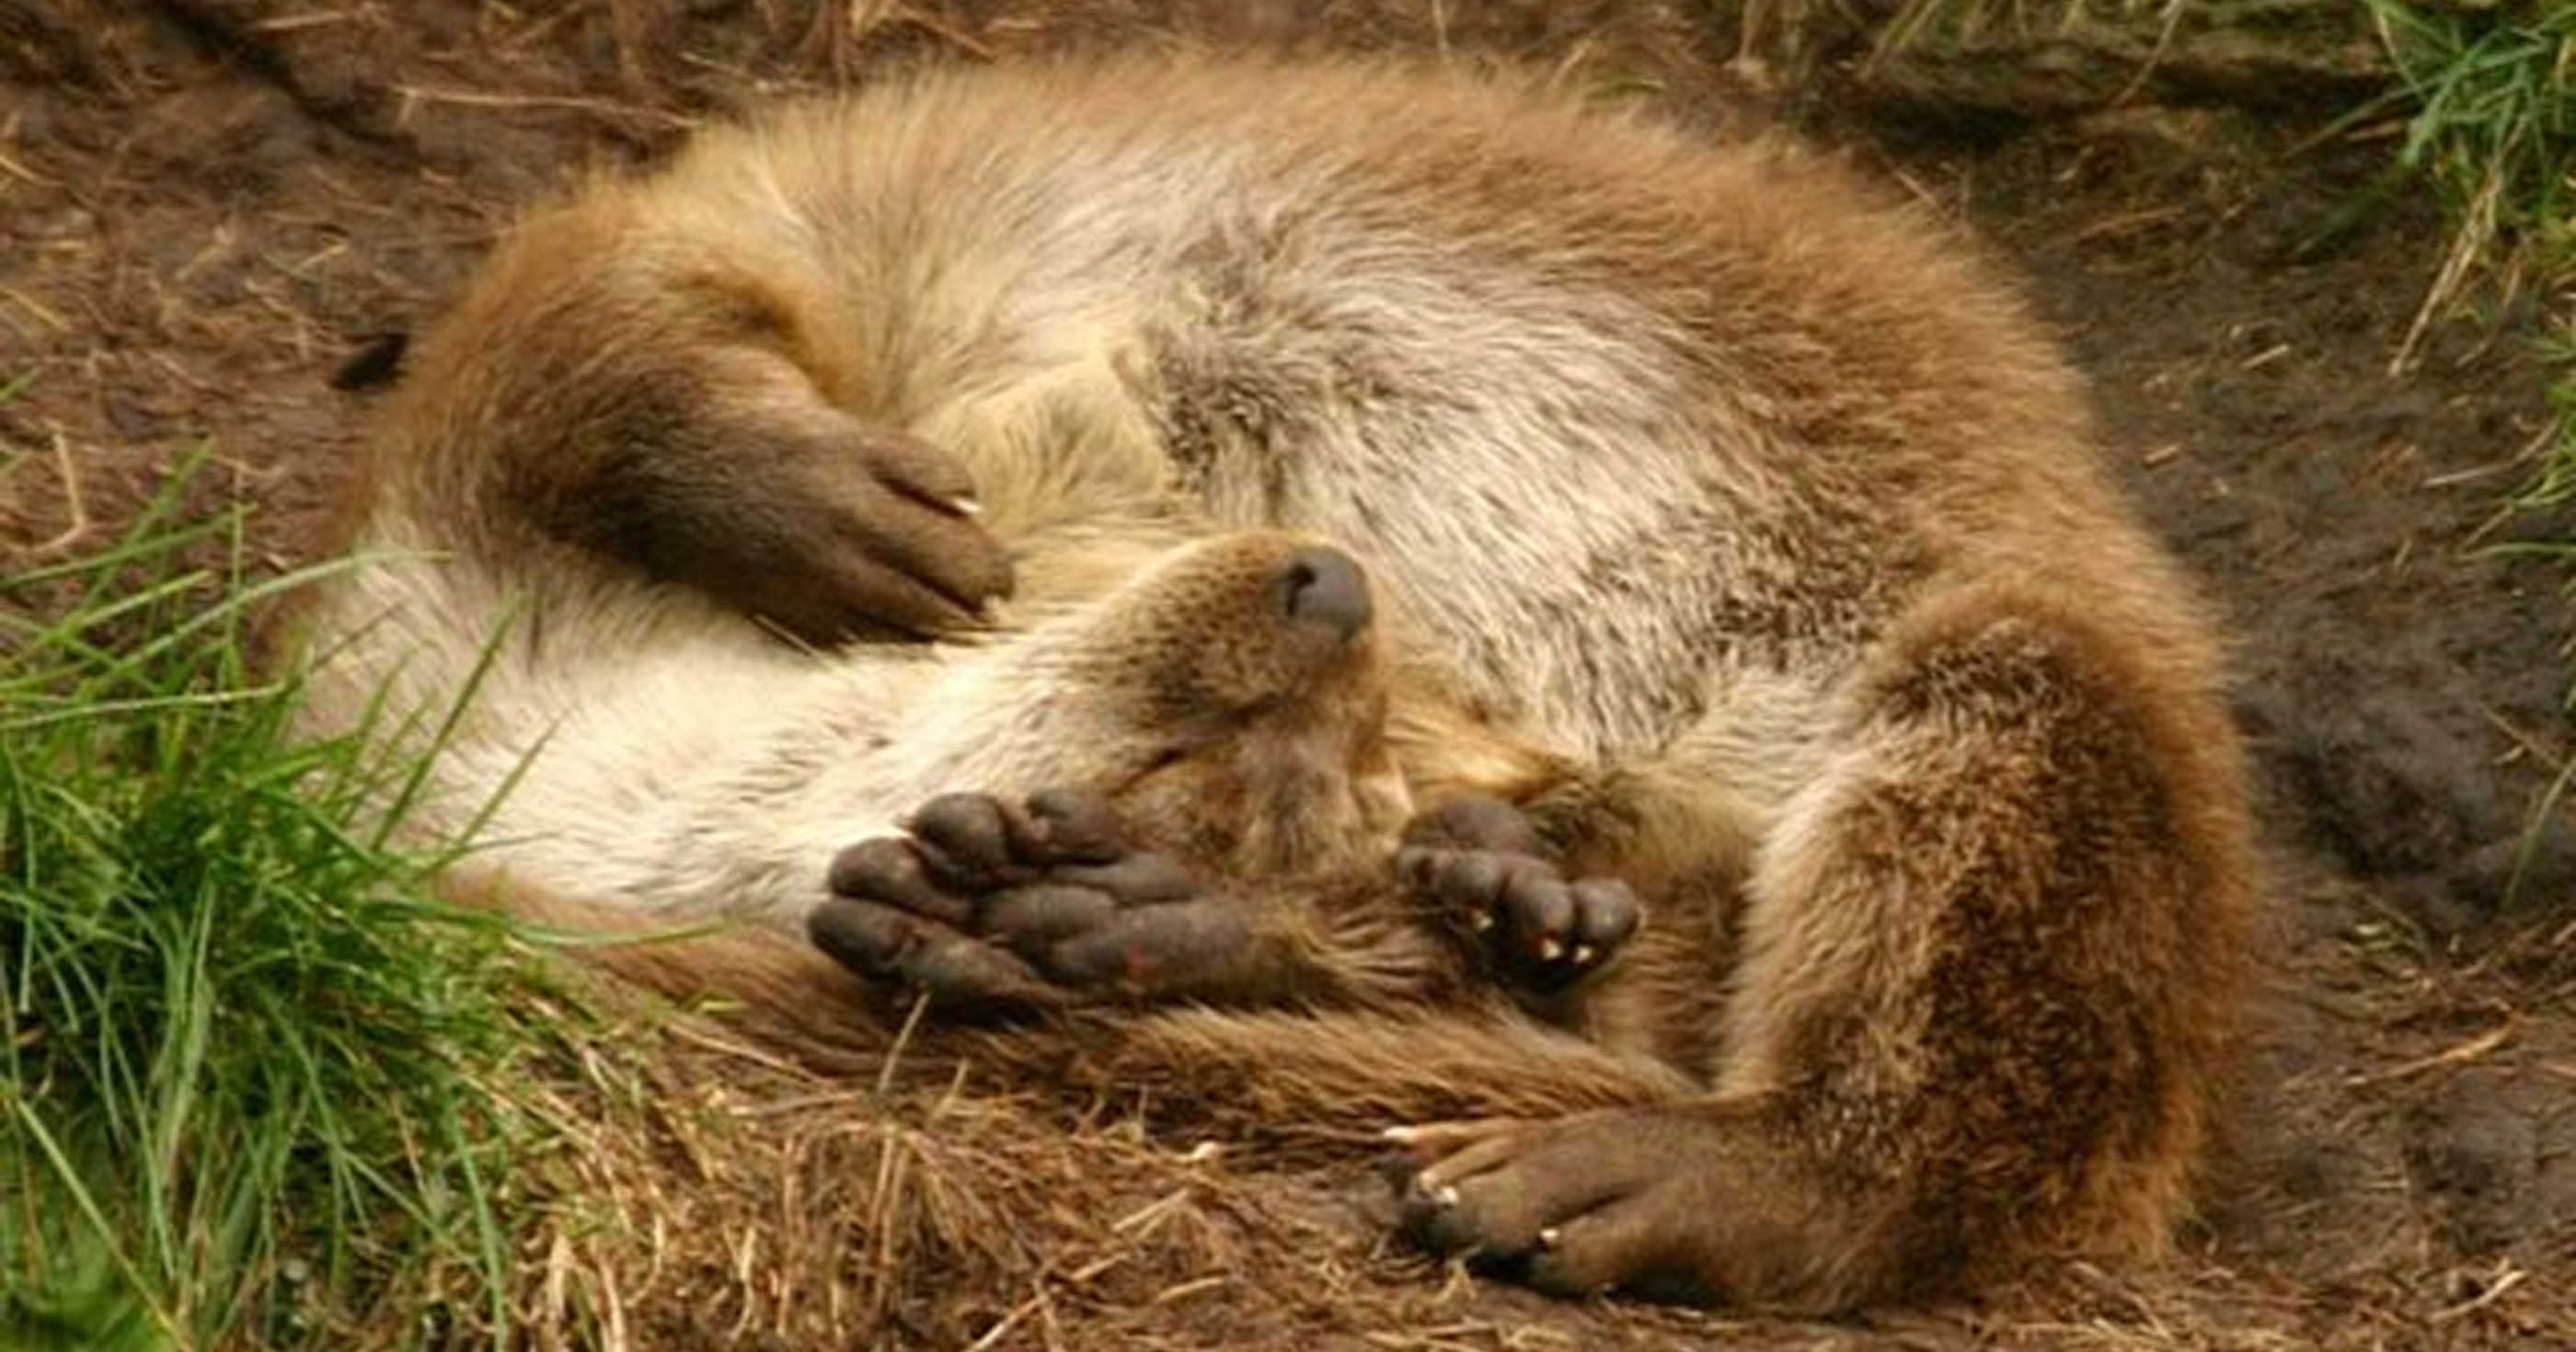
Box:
1383 1110 1731 1303
811 789 1254 1012
1395 795 1639 991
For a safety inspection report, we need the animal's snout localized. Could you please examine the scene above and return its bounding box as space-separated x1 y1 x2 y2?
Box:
1279 545 1372 642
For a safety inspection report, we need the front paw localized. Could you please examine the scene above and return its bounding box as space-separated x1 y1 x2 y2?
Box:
1395 795 1639 991
810 789 1253 1011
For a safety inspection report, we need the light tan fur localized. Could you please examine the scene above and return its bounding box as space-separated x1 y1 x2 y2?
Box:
295 57 2260 1312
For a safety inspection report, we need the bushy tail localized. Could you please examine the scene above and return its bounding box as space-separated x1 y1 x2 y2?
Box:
526 891 1688 1148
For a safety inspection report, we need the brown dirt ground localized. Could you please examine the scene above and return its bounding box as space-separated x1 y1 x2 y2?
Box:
3 2 2570 1348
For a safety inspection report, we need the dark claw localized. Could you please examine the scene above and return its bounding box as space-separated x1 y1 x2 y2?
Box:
1397 1174 1488 1261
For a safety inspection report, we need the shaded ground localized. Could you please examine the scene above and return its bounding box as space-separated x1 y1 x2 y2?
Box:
3 1 2570 1347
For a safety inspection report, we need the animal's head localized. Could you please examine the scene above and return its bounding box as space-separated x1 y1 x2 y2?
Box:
898 531 1408 879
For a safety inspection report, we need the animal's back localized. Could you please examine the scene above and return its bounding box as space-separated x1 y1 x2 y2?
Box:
631 60 2216 775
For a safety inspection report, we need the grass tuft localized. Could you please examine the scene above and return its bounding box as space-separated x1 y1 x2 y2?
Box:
2359 2 2576 888
2363 0 2576 369
2362 9 2576 591
1 450 553 1351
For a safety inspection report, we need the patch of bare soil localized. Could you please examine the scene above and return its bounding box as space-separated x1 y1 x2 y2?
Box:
3 2 2569 1347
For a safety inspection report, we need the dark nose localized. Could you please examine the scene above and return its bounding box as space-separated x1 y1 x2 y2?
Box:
1279 545 1372 641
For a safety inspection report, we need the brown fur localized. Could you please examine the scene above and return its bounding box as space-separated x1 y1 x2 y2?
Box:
293 56 2260 1312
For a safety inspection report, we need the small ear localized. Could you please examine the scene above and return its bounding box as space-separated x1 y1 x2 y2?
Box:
330 331 411 392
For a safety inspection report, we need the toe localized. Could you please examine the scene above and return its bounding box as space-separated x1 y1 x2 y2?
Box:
827 837 972 925
1568 878 1640 966
1398 1127 1627 1263
906 793 1020 887
809 898 1056 1009
977 882 1117 947
1520 1197 1707 1302
1383 1117 1529 1159
1497 866 1576 968
1014 790 1128 865
1411 850 1509 926
1042 899 1251 991
808 896 920 980
1052 851 1201 904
